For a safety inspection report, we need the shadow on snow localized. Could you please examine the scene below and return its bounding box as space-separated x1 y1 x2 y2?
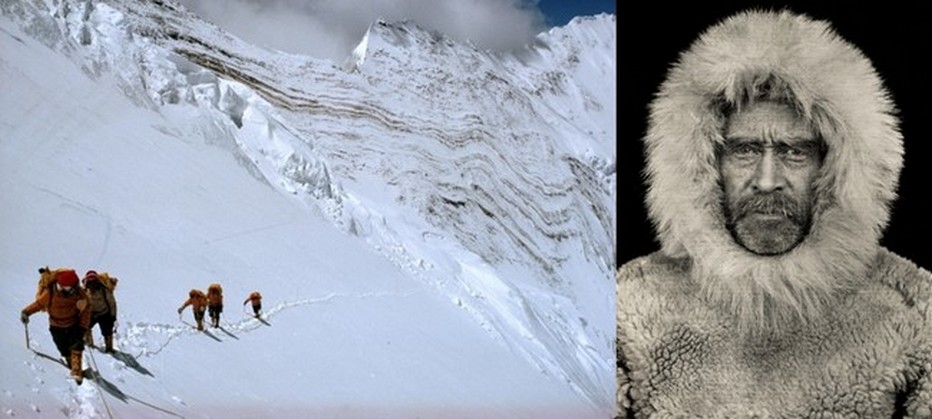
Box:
31 350 185 418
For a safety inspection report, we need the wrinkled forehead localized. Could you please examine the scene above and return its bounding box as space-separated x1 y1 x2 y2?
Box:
725 101 817 143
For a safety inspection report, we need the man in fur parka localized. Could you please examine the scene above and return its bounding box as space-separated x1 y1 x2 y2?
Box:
617 10 932 418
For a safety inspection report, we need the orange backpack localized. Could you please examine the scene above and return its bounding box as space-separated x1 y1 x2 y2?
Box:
92 272 118 291
36 267 73 299
207 283 223 305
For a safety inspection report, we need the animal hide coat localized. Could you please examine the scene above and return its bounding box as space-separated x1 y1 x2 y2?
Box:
617 10 932 418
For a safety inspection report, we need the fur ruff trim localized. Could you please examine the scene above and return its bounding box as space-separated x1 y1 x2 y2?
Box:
644 10 904 332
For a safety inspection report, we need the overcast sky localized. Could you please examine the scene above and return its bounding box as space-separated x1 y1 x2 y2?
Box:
177 0 614 63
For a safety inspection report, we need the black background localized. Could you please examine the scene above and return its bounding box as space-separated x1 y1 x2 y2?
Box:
617 2 930 271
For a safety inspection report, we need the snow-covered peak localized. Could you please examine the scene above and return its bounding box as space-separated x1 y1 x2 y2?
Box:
346 20 374 71
345 16 464 73
501 13 617 162
565 13 616 36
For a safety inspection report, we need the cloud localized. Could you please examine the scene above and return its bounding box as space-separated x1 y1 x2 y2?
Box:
177 0 547 63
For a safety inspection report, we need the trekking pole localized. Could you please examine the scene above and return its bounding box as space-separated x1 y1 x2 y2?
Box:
24 322 30 350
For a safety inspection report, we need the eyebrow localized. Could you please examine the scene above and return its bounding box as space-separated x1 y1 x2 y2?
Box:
723 136 819 145
720 138 827 161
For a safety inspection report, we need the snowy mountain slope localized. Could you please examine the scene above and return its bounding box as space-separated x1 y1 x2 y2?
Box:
0 0 616 416
105 0 617 402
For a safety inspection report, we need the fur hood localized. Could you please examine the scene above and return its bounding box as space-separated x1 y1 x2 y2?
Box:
644 10 904 327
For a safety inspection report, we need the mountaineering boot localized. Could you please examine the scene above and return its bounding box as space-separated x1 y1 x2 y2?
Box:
104 335 114 353
196 319 204 331
70 350 84 385
84 330 95 348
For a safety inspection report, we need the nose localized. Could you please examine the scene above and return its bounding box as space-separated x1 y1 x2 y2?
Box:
751 149 785 193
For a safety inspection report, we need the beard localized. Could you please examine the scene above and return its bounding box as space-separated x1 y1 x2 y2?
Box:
705 191 841 337
725 192 810 255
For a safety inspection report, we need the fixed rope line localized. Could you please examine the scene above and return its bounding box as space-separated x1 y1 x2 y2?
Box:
86 349 115 419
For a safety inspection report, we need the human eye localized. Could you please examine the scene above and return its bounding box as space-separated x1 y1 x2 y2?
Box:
725 141 762 160
778 143 817 164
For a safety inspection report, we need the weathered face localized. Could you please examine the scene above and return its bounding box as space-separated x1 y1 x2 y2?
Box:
720 101 823 255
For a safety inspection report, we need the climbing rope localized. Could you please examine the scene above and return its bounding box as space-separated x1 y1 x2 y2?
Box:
85 349 115 419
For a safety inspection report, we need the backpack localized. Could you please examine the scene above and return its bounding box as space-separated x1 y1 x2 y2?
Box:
82 271 118 291
189 289 207 301
207 283 223 305
36 266 71 299
97 272 118 291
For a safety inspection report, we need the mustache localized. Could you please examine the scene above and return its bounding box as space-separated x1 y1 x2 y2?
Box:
731 192 804 223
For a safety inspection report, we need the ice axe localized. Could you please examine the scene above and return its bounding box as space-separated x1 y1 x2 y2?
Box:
24 320 30 350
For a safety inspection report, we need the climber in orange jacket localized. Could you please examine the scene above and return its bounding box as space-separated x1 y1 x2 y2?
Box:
178 289 208 331
243 291 262 318
21 269 92 384
206 283 223 328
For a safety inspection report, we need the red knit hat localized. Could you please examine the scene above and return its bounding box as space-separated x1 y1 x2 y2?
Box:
84 270 99 280
58 270 79 287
